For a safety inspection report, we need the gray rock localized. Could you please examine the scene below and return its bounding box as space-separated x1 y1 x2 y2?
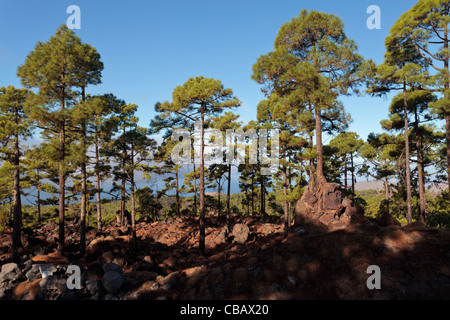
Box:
25 264 42 282
40 275 66 291
0 272 17 283
102 271 123 294
1 262 20 275
0 263 22 284
292 225 307 235
39 264 57 278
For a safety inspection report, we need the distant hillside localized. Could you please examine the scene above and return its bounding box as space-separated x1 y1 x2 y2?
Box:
355 180 384 191
355 180 447 193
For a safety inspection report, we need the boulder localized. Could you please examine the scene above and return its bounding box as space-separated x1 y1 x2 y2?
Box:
0 262 22 284
1 263 20 275
103 262 122 274
295 180 368 230
25 264 42 282
38 264 57 278
39 275 66 291
232 224 250 244
216 226 229 244
102 271 123 294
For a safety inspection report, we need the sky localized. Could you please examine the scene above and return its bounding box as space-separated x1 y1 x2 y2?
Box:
0 0 420 145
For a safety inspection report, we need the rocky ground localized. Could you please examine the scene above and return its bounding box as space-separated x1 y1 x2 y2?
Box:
0 215 450 300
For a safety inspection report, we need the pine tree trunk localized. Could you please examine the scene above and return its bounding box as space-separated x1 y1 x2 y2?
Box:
446 114 450 200
121 128 126 226
95 141 102 231
199 107 206 256
351 152 355 203
217 183 221 217
193 163 197 216
445 22 450 200
175 170 180 217
37 176 41 225
344 155 348 195
58 91 66 254
246 187 250 216
403 84 413 224
227 163 231 222
260 173 265 220
80 155 87 255
385 178 390 216
283 165 289 238
80 87 87 255
315 106 326 184
130 144 136 251
251 176 255 217
309 134 315 179
414 108 426 224
12 115 22 261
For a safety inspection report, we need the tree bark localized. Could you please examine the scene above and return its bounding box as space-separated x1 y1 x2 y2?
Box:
37 171 41 225
175 170 180 217
217 183 221 217
445 21 450 200
344 155 348 193
315 106 326 184
309 133 315 179
384 177 390 216
12 107 22 261
403 83 413 224
351 152 355 204
414 107 426 224
260 171 265 220
80 87 87 255
58 90 66 254
193 163 197 216
227 163 231 223
121 127 126 226
95 136 102 231
130 143 136 250
446 114 450 200
283 165 289 238
251 176 255 217
199 107 206 256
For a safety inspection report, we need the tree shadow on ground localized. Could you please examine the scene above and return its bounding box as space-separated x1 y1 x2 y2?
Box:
150 215 450 300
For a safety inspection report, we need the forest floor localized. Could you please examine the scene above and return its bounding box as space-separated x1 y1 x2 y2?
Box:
1 215 450 300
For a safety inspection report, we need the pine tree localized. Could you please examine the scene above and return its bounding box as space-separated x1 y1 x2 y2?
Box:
149 137 183 217
17 24 103 253
329 132 364 199
208 164 228 217
390 0 450 198
359 133 403 218
119 126 155 248
157 76 241 255
105 102 139 227
368 24 429 224
210 111 242 223
22 146 55 225
252 9 363 185
257 95 306 236
0 86 34 260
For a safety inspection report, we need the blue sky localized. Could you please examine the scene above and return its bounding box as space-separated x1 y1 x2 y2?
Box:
0 0 418 143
